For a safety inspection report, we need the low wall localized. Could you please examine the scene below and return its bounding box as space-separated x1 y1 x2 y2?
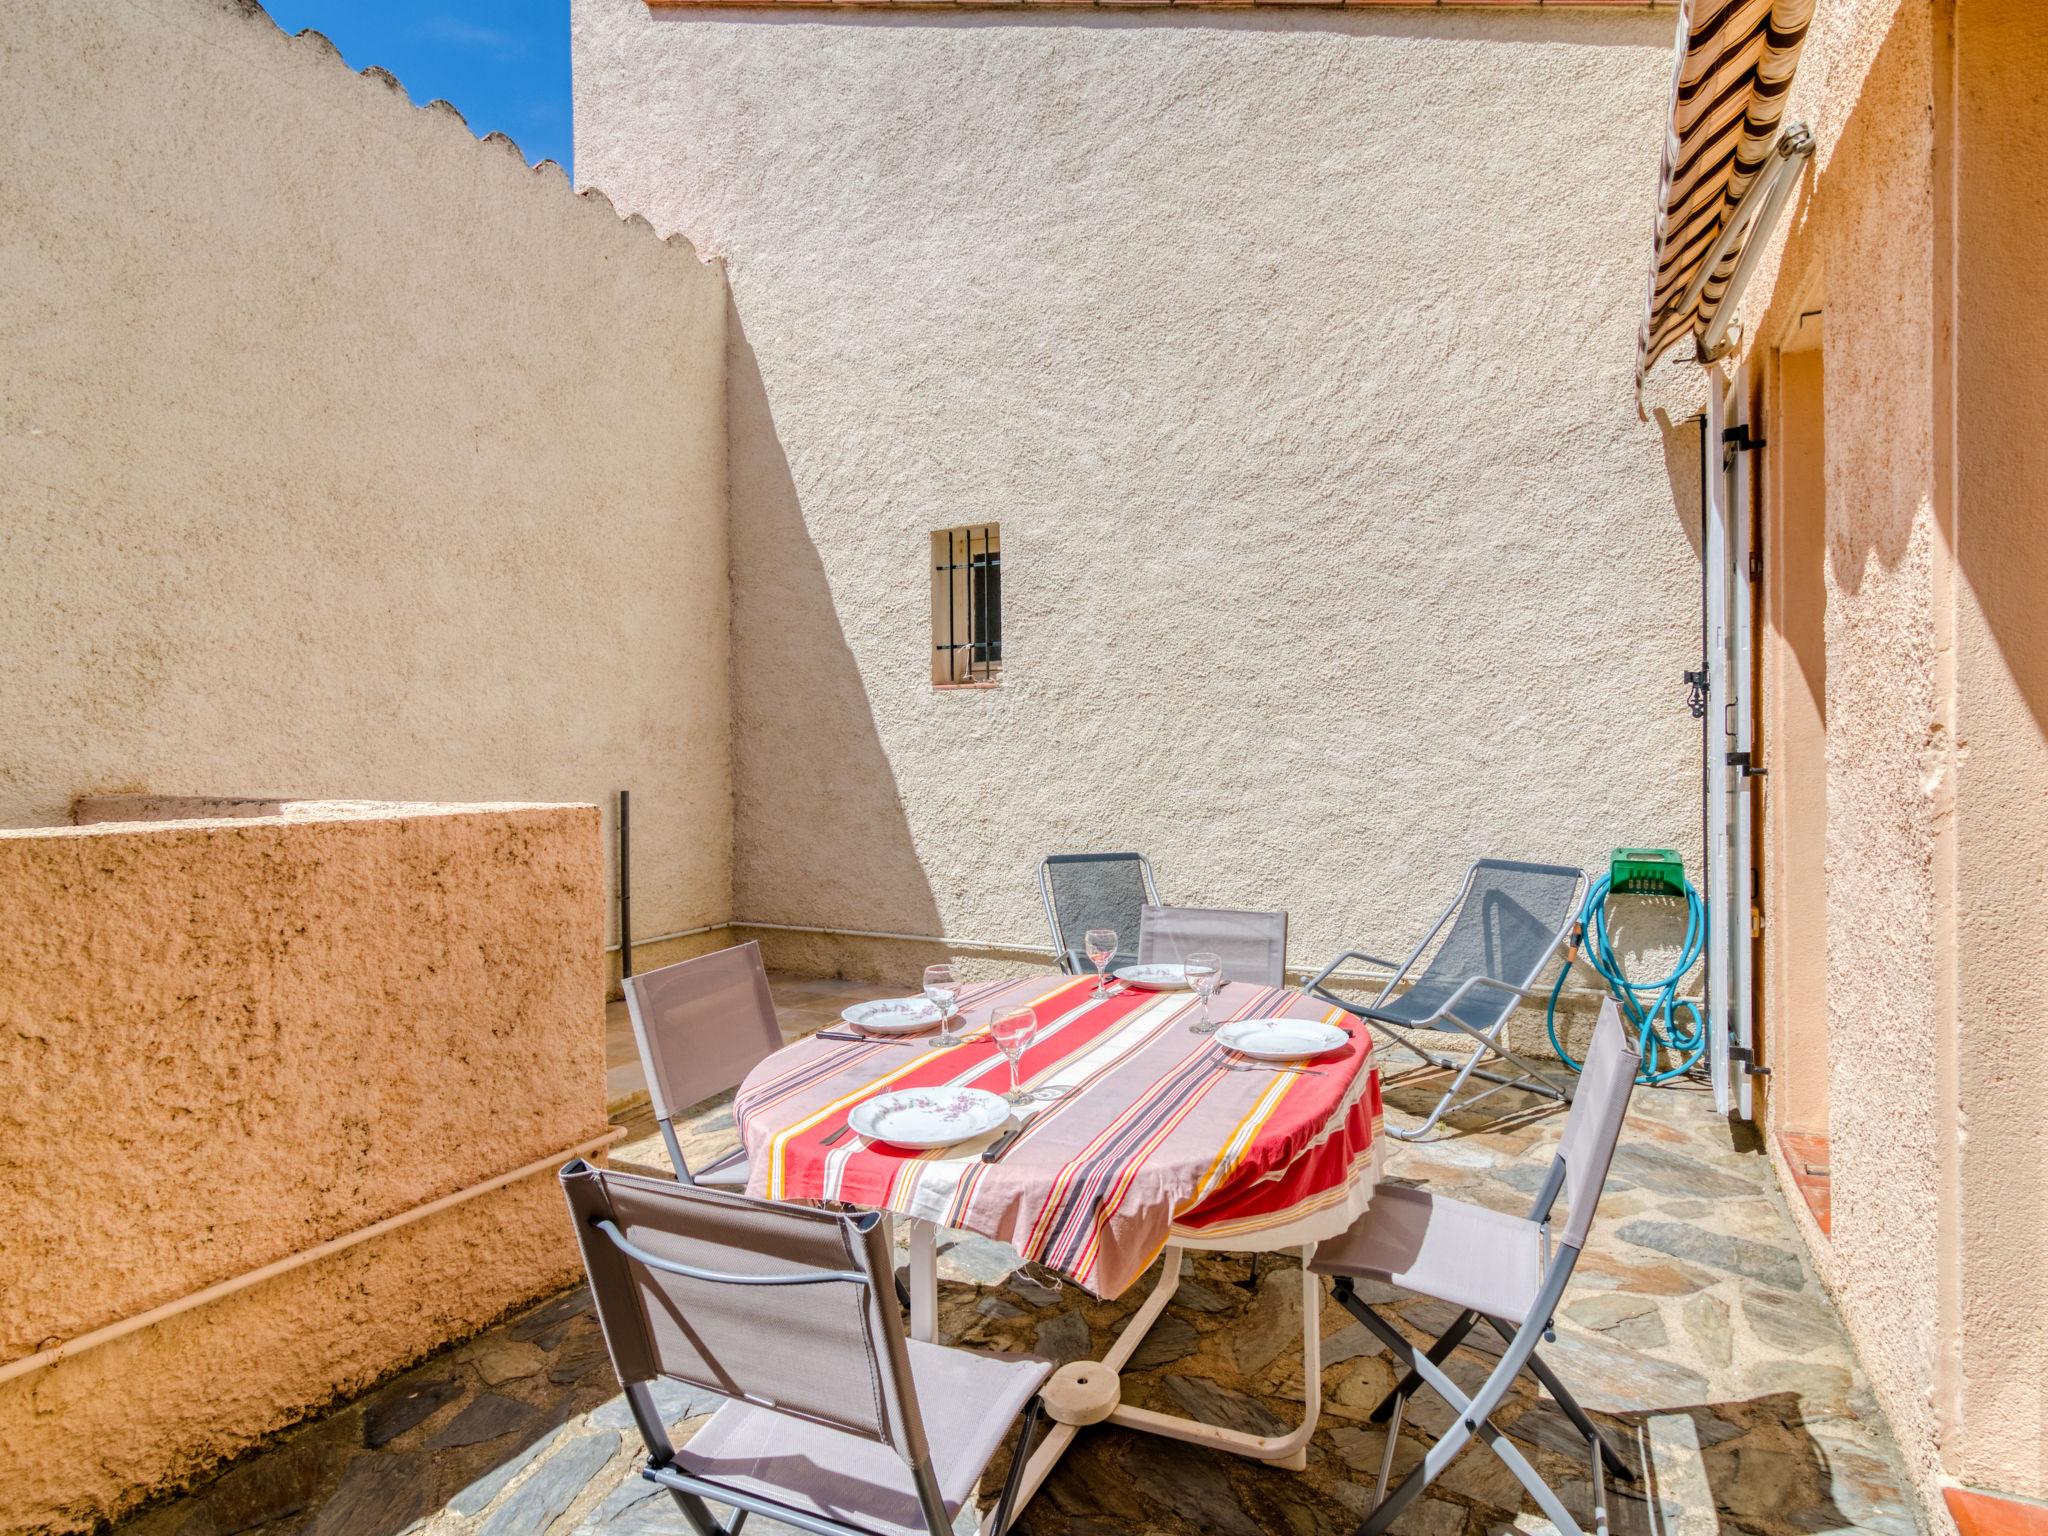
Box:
0 804 608 1533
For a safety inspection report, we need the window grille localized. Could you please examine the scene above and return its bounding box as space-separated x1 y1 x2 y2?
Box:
931 524 1001 685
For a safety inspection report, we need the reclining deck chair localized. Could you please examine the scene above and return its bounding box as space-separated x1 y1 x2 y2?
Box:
1304 858 1586 1139
1309 1000 1641 1536
622 942 785 1186
562 1161 1052 1536
1037 852 1161 976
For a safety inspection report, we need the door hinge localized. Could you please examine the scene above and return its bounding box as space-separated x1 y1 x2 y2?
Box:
1727 751 1767 778
1748 550 1762 582
1729 1045 1772 1077
1722 425 1767 452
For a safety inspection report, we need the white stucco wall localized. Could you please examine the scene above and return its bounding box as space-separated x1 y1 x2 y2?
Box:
574 1 1701 975
0 0 731 963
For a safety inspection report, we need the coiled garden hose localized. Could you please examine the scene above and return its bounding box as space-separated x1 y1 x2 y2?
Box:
1544 872 1708 1085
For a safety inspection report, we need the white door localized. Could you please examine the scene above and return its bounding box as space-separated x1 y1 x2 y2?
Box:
1704 365 1760 1119
1728 367 1759 1121
1704 370 1734 1115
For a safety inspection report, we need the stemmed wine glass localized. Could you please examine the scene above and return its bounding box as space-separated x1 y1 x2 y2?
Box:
1084 928 1118 998
1185 951 1223 1035
924 963 961 1046
992 1006 1039 1105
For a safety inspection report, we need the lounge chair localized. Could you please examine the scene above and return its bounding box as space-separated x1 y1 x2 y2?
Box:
1036 852 1161 975
1304 858 1586 1138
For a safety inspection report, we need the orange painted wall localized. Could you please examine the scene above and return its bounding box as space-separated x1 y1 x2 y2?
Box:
0 805 607 1532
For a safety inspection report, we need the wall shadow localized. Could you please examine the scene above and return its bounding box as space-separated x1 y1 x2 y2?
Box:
724 293 946 975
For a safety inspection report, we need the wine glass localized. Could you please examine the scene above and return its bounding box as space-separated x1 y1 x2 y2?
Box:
1084 928 1118 998
1186 951 1223 1035
992 1006 1039 1105
923 963 960 1045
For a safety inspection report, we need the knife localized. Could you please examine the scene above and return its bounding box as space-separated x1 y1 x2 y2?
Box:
981 1125 1027 1163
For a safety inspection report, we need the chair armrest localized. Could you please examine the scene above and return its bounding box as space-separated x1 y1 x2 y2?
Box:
1302 949 1408 990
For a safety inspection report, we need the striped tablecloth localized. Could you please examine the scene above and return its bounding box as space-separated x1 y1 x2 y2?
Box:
735 972 1383 1300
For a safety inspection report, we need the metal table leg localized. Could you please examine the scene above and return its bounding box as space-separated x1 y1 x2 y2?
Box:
986 1241 1324 1530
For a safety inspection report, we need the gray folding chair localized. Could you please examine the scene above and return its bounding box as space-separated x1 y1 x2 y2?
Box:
1310 1000 1641 1536
1305 858 1587 1139
1037 852 1160 975
560 1161 1051 1536
1137 904 1288 988
622 942 784 1187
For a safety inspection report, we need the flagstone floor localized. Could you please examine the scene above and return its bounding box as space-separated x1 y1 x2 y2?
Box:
120 974 1921 1536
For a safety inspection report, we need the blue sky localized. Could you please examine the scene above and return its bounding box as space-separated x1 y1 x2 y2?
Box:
258 1 573 176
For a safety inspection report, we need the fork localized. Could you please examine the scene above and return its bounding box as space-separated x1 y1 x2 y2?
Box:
1222 1062 1324 1077
820 1124 855 1147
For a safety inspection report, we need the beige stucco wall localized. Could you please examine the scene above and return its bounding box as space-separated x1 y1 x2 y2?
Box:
1728 0 2048 1513
573 0 1704 982
0 0 730 974
0 804 607 1532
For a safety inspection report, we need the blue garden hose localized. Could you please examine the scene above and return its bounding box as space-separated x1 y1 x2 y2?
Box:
1544 872 1708 1085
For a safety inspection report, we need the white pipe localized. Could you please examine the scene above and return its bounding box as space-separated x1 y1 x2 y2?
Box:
605 923 723 956
0 1126 625 1386
738 920 1058 955
734 921 1665 999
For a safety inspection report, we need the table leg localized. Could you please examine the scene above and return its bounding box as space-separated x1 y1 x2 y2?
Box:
996 1242 1323 1532
908 1218 939 1343
1103 1244 1321 1471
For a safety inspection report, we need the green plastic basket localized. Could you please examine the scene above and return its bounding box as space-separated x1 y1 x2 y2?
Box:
1609 847 1688 898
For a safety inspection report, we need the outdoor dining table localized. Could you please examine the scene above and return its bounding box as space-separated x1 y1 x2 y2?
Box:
734 970 1384 1515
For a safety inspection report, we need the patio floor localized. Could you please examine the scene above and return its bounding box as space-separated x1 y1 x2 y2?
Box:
119 974 1920 1536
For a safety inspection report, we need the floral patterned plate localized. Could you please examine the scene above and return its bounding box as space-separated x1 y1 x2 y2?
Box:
847 1087 1011 1149
840 997 946 1035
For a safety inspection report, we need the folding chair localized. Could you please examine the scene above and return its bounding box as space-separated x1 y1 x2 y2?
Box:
1137 904 1288 988
1304 858 1586 1139
1036 852 1161 975
622 942 784 1187
1310 1000 1641 1536
560 1161 1051 1536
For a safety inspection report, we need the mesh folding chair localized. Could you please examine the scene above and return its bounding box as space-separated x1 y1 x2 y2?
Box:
561 1161 1051 1536
1137 904 1289 988
1309 1000 1642 1536
1037 852 1161 976
1305 859 1586 1139
622 942 784 1187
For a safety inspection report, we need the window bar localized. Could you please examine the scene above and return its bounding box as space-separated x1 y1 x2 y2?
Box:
970 524 982 681
946 527 957 684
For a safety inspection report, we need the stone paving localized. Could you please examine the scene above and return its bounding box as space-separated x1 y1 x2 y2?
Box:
119 975 1921 1536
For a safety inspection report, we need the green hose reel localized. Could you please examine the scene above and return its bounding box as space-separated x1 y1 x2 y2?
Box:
1608 847 1689 899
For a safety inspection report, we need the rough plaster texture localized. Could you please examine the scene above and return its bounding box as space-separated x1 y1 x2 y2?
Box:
0 0 731 963
0 805 608 1532
1730 0 2048 1514
573 0 1705 982
1939 0 2048 1499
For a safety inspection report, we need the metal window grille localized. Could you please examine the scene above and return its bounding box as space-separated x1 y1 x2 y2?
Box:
932 524 1001 684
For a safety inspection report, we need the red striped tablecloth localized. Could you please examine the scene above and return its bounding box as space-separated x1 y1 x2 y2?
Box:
735 973 1383 1300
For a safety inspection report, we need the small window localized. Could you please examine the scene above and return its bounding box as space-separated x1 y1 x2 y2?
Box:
931 524 1002 686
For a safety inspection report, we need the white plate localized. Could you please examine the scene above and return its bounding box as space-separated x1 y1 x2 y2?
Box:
1216 1018 1350 1062
1113 963 1192 991
848 1087 1011 1149
840 997 945 1035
